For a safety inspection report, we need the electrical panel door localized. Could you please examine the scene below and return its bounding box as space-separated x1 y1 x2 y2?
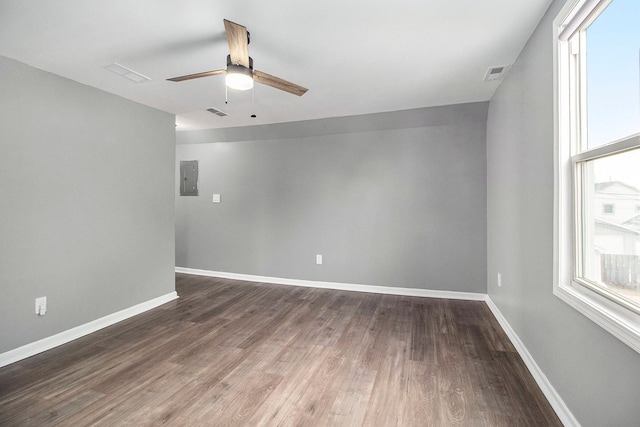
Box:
180 160 198 196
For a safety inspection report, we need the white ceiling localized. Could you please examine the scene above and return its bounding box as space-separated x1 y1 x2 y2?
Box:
0 0 551 131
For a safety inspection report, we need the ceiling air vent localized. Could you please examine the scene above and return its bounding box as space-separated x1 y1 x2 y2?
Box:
484 65 511 81
105 63 151 83
206 107 229 117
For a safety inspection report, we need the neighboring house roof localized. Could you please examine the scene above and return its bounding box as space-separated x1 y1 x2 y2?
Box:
623 214 640 232
595 218 640 235
595 181 640 194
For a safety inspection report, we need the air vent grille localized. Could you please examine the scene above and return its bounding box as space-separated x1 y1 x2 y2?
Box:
484 65 511 81
206 107 229 117
105 63 151 83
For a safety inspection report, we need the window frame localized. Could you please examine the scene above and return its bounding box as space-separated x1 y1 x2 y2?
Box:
553 0 640 354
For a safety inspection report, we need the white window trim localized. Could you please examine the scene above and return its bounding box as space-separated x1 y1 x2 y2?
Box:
553 0 640 354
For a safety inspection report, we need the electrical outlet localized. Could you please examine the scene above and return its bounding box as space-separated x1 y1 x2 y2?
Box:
212 194 221 203
35 296 47 316
497 272 502 288
316 254 323 265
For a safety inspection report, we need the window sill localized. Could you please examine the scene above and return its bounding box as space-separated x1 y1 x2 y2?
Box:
554 281 640 354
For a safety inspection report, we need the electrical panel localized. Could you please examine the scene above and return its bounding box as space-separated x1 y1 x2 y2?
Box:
180 160 198 196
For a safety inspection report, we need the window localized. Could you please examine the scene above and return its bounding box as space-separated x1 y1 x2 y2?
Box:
555 0 640 353
602 203 615 215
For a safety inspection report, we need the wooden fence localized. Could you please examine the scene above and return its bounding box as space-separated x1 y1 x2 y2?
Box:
601 254 640 289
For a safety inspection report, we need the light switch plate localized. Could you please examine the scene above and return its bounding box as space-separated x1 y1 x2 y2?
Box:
35 296 47 315
316 254 323 265
212 194 221 203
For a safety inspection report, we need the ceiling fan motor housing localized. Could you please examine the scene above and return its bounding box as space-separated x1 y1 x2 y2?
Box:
227 54 253 71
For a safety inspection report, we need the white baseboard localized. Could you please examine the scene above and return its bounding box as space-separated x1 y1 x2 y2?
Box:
175 267 487 301
485 297 580 427
0 291 178 369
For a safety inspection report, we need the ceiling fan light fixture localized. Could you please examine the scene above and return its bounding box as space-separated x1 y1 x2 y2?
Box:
225 64 253 91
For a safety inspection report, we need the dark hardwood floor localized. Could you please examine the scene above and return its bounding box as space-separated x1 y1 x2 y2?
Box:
0 273 562 426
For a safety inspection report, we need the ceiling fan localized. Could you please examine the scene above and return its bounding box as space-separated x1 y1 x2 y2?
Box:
167 19 308 97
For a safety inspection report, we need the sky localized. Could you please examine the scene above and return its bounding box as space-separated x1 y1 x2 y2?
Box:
586 0 640 186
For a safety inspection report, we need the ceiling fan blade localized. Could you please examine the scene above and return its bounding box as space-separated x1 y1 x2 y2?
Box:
253 70 308 96
224 19 250 68
167 69 225 82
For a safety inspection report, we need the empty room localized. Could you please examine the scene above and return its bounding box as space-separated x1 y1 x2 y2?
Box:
1 0 639 426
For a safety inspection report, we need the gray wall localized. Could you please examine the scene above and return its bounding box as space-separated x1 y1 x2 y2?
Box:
486 1 640 425
0 56 176 353
176 103 488 293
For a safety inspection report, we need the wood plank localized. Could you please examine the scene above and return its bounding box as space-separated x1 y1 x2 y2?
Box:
0 273 563 426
